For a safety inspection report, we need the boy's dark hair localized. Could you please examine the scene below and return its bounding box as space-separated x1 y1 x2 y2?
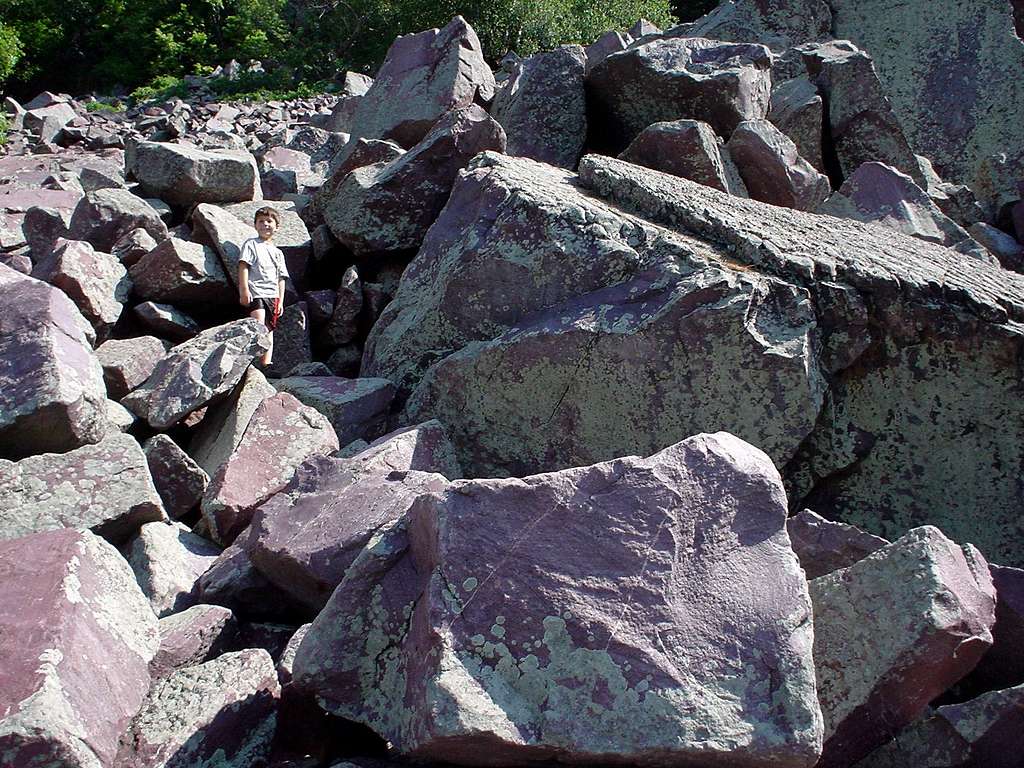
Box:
253 206 281 227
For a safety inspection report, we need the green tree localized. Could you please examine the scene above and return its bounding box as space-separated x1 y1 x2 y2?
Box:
0 22 22 87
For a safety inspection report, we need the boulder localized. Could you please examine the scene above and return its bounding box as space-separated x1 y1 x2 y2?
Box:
127 520 222 617
586 37 773 151
0 529 160 768
258 147 315 199
67 187 169 252
272 376 395 447
618 119 737 193
350 16 496 148
111 227 159 266
22 102 77 136
265 301 313 378
116 649 280 767
132 301 201 342
320 105 505 257
343 420 463 479
786 509 888 579
0 264 108 458
293 433 823 766
584 30 631 73
767 76 825 172
201 392 339 545
726 119 831 210
959 564 1024 693
191 202 257 290
319 266 362 346
969 222 1024 272
143 434 209 520
23 204 73 259
122 319 270 430
221 200 312 289
196 535 298 622
490 44 587 169
150 604 238 679
276 624 311 686
126 140 262 206
685 0 833 53
128 237 234 307
810 526 996 768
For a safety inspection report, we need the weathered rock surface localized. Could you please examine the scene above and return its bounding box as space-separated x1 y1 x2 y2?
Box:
265 302 313 378
961 564 1024 693
810 526 995 768
273 376 394 447
0 264 108 458
117 648 280 768
67 187 169 252
96 336 170 401
726 119 831 210
276 624 311 686
970 222 1024 272
127 520 222 617
122 319 269 429
127 140 262 206
196 535 297 622
350 16 496 148
201 392 339 545
132 300 200 341
190 202 258 290
341 420 463 479
767 76 825 172
294 433 823 766
686 0 833 53
150 604 238 679
142 434 209 519
0 432 166 543
491 44 587 168
786 509 888 579
129 236 234 307
618 119 735 193
0 528 160 768
319 266 362 346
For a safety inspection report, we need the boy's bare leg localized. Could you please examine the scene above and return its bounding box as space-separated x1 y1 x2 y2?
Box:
248 308 273 365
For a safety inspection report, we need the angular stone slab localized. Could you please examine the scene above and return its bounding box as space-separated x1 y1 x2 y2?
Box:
961 564 1024 693
343 419 463 479
768 76 825 173
129 237 234 307
686 0 833 54
293 432 823 766
726 119 830 211
196 536 298 623
810 526 995 768
132 301 200 342
143 434 209 520
0 432 166 543
618 119 736 193
67 188 169 252
0 264 108 459
117 648 279 767
122 319 270 430
127 520 222 617
273 376 395 447
150 604 238 679
190 202 258 291
786 509 887 579
96 336 170 401
126 140 262 206
0 528 160 768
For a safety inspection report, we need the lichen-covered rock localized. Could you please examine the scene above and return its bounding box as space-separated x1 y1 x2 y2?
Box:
127 140 262 206
265 302 313 379
293 432 823 766
190 202 258 291
810 526 996 768
127 521 222 617
319 266 362 346
142 434 209 520
618 119 736 193
686 0 833 53
0 432 166 543
768 77 826 173
201 392 339 545
196 535 298 622
0 264 108 459
586 37 773 151
0 528 160 768
67 187 169 252
276 624 311 686
343 420 462 479
726 119 830 210
96 336 170 401
117 648 280 768
273 376 394 447
150 604 238 679
786 509 888 579
122 319 270 430
320 105 505 257
970 222 1024 272
350 16 496 148
490 44 586 169
128 237 234 308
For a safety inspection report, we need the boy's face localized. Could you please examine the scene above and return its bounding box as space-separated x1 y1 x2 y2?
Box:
255 214 278 240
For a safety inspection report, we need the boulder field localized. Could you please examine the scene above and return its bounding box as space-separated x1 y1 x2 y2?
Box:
2 3 1023 767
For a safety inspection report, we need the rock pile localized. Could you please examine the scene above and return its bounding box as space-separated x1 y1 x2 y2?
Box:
2 2 1024 766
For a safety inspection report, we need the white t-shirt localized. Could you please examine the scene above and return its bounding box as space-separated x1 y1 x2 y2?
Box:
239 237 288 298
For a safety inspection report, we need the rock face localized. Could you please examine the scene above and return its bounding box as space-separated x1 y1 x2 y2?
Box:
273 376 395 447
0 432 166 543
96 336 170 401
810 526 996 768
687 0 833 53
768 77 825 173
786 509 888 579
342 420 463 479
150 604 238 679
490 44 587 168
618 119 735 193
0 264 108 459
142 434 209 519
129 237 234 307
67 188 169 252
128 521 222 617
350 15 496 148
0 528 160 768
127 140 262 205
293 433 823 766
726 119 831 210
586 37 773 151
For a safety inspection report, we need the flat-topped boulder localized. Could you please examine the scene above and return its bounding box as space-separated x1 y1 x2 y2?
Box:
126 140 262 206
129 236 234 307
96 335 170 400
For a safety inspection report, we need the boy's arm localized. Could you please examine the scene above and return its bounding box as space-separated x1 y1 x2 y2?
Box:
238 263 251 305
276 277 286 310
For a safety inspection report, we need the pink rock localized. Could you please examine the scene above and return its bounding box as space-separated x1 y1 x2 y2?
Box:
196 535 298 622
67 188 169 252
273 376 394 446
0 528 160 767
960 564 1024 693
345 420 463 479
129 237 233 308
201 392 340 545
726 119 831 210
786 508 888 579
23 204 74 259
143 434 210 519
150 604 238 679
96 335 170 401
619 119 734 193
111 227 159 267
584 29 631 73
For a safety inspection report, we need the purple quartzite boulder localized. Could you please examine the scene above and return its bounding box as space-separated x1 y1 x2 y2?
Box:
132 301 200 341
586 37 773 151
276 624 311 686
249 461 448 612
490 44 587 169
265 302 313 378
344 420 463 479
319 266 362 346
293 433 823 765
129 237 234 307
726 119 831 211
768 76 825 172
201 392 340 545
196 536 297 622
117 648 280 768
150 604 238 679
786 509 888 579
584 30 631 73
350 16 496 149
686 0 833 54
122 319 270 429
320 105 505 257
969 222 1024 272
67 188 169 252
96 335 170 400
273 376 395 447
127 520 222 617
618 119 736 193
143 434 209 519
190 202 257 291
0 432 166 543
0 529 160 768
960 564 1024 692
0 264 108 458
23 204 73 259
810 526 996 768
127 140 262 206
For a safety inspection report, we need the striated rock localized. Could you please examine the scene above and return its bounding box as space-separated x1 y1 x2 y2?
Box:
0 529 160 768
618 119 735 193
99 335 170 401
132 300 200 341
117 648 280 768
201 392 339 545
810 526 995 768
320 105 505 257
294 433 823 766
726 119 830 210
67 187 169 252
0 264 108 458
786 509 888 579
587 37 773 151
143 434 209 519
150 604 238 679
767 76 825 172
122 319 269 429
491 45 587 169
127 520 222 617
273 376 395 447
351 16 496 148
129 236 234 307
127 140 262 206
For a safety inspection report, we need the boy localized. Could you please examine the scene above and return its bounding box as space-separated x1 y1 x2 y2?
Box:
238 206 288 366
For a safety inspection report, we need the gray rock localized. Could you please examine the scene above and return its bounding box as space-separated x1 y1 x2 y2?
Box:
127 520 222 617
150 604 238 679
276 624 311 686
320 266 362 346
265 301 313 378
127 140 262 206
132 301 201 342
129 237 234 307
618 119 735 193
221 199 312 289
67 187 169 252
97 336 171 401
191 202 257 291
969 222 1023 272
111 227 159 267
584 30 631 73
767 76 825 172
106 398 136 432
326 344 362 377
786 509 888 579
685 0 833 53
726 119 831 210
341 419 463 479
22 204 73 259
143 434 209 519
272 376 395 447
